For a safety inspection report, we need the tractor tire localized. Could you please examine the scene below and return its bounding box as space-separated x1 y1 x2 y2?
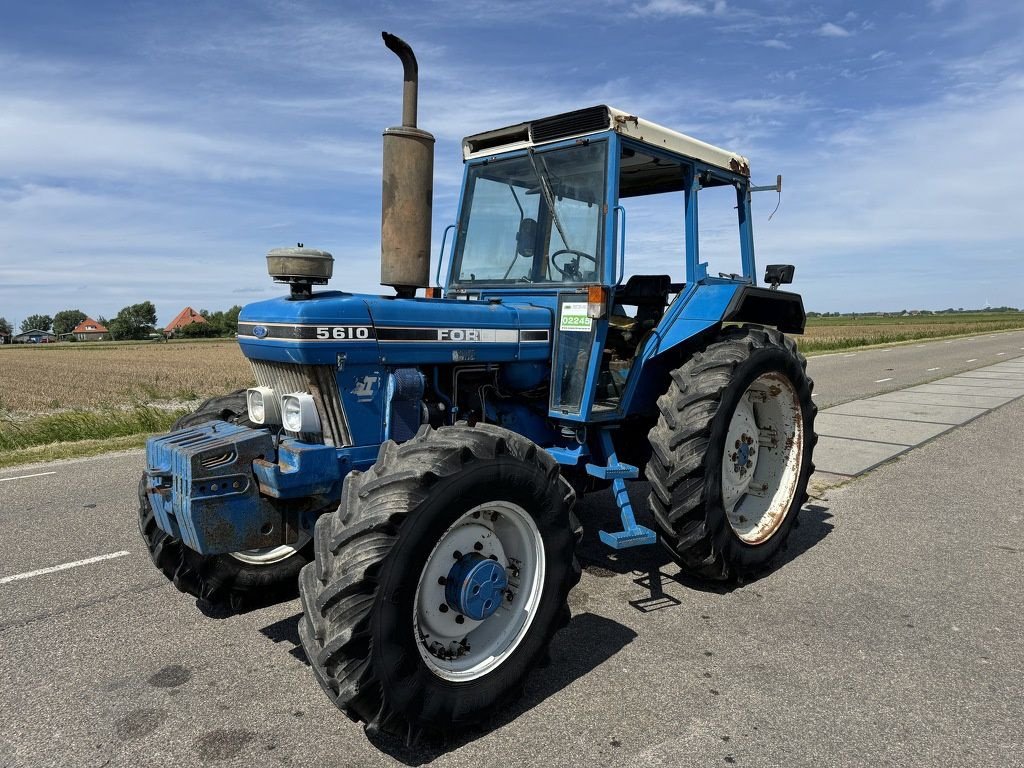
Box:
298 423 581 740
137 390 312 611
647 325 816 581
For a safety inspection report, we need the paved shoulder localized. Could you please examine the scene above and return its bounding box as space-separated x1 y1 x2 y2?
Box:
813 356 1024 480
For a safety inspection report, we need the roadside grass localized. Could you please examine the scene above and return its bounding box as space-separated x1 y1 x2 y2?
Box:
0 434 154 470
0 406 185 453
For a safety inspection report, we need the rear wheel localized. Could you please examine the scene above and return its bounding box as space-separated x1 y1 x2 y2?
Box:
137 391 312 611
298 424 580 739
647 326 816 580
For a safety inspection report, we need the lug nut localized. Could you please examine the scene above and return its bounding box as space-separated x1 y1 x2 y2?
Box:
453 550 462 560
437 576 446 586
455 615 465 624
439 604 449 613
474 542 483 551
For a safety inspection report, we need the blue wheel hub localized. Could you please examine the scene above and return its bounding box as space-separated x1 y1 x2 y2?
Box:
445 554 508 621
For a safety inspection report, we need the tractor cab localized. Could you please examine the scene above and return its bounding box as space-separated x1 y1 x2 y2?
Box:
442 106 796 425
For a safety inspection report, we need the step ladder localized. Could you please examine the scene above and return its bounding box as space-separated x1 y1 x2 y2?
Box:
585 430 656 549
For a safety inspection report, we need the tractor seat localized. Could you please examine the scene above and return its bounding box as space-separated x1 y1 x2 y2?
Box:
609 313 638 332
614 274 674 307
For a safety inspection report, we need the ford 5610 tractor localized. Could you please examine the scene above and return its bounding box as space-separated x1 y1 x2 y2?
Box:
139 33 816 739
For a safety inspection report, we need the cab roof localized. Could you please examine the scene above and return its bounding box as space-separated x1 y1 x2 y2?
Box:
462 105 750 177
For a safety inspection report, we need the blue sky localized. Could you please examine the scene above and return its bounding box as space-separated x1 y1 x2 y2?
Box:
0 0 1021 326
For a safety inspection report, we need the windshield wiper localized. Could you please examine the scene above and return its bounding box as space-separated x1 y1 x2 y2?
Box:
527 148 573 254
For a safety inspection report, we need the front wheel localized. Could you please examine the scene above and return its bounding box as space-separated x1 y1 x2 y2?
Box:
298 424 580 739
647 326 817 580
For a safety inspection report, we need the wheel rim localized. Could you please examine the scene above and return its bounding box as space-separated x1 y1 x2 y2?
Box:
413 501 546 682
228 531 311 566
721 371 805 545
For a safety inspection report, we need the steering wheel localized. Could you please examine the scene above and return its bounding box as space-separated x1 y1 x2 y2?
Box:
550 249 598 281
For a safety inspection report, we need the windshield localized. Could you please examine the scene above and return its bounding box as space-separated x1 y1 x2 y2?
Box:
451 141 607 286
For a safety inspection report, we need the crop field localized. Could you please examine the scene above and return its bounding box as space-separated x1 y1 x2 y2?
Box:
1 312 1022 464
799 312 1024 353
0 339 252 414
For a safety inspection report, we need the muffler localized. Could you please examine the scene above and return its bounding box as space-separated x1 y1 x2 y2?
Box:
380 32 434 298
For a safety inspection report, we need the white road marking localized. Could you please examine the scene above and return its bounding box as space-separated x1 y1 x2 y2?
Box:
843 353 856 358
0 471 56 483
996 352 1006 356
944 340 954 344
812 393 819 397
0 551 130 586
927 367 940 371
881 348 893 352
966 358 978 363
915 344 925 348
875 378 893 383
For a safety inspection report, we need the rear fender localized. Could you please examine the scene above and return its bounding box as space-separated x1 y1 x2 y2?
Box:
621 283 805 417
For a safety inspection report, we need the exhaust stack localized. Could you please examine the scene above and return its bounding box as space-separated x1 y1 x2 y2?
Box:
380 32 434 298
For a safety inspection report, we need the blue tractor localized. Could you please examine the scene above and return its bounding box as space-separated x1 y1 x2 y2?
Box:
139 33 816 739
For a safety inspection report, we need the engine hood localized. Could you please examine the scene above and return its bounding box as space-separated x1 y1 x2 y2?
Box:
237 291 553 366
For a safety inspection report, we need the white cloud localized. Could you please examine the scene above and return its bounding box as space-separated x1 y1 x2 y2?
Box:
817 22 852 38
632 0 709 17
762 39 792 50
750 73 1024 311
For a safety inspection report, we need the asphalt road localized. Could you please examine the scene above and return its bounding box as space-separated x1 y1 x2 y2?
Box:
1 341 1023 767
804 328 1024 407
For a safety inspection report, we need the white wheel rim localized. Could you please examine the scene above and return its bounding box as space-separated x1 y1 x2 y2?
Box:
721 371 805 545
413 501 546 682
228 531 311 565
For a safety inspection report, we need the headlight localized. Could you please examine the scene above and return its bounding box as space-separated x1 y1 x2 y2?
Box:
280 392 321 434
247 387 281 425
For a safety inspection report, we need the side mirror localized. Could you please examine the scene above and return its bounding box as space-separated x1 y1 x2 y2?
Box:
516 217 538 257
764 264 795 289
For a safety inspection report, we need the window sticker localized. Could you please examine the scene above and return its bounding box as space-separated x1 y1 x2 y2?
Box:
559 302 592 333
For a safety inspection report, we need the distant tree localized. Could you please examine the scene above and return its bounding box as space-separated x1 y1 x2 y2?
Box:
178 320 220 338
108 301 157 340
222 305 241 335
21 314 53 333
0 317 11 335
189 305 242 337
52 309 88 337
96 315 109 326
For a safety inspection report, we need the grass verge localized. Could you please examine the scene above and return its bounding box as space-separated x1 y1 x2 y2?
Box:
0 407 186 468
0 434 155 470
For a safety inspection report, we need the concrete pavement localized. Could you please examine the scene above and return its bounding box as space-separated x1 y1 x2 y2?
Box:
812 356 1024 478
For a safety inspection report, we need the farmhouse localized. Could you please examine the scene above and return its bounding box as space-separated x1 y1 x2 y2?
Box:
14 329 57 344
72 317 109 341
164 306 206 336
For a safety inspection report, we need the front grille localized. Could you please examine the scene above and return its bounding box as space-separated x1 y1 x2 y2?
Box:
249 360 353 447
530 105 610 144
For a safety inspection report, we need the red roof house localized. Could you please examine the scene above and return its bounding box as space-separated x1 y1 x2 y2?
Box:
72 317 109 341
164 306 206 335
